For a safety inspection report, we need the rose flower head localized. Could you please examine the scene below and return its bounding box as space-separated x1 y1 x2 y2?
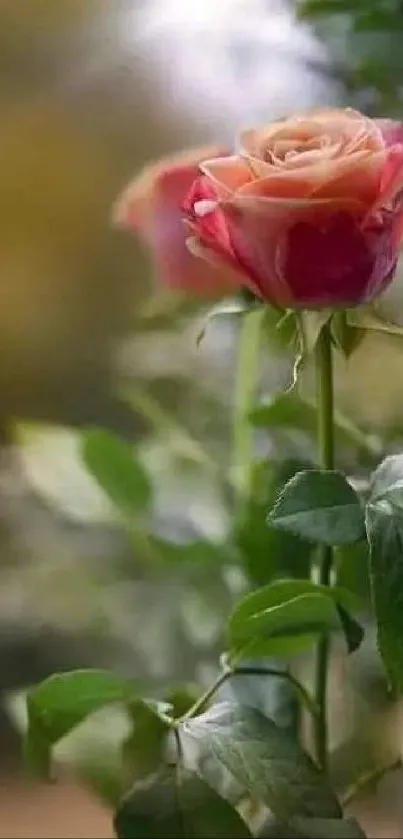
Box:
116 109 403 310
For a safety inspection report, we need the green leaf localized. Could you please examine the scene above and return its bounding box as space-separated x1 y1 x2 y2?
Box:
249 393 378 459
336 606 364 655
114 766 252 838
337 541 371 603
269 470 365 546
347 306 403 340
228 579 360 658
366 455 403 692
249 392 317 432
366 501 403 694
165 685 201 719
235 458 313 586
182 702 341 821
230 593 338 657
25 670 140 777
330 311 364 358
299 310 333 355
123 699 171 783
81 428 151 519
369 454 403 508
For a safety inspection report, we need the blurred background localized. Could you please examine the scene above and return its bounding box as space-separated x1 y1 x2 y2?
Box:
1 1 403 836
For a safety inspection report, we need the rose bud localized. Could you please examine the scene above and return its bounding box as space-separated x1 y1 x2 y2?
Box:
113 146 241 298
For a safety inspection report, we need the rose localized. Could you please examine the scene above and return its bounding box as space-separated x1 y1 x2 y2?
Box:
115 109 403 310
184 109 403 309
113 146 240 298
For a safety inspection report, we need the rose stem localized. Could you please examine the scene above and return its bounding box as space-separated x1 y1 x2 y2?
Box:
313 320 334 771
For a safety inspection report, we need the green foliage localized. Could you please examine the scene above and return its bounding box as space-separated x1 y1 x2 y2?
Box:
228 579 362 658
21 286 403 839
269 470 365 546
366 456 403 694
336 540 371 602
182 702 341 821
81 428 152 520
298 0 403 114
368 454 403 506
235 458 313 586
115 766 252 838
25 670 141 777
122 699 171 783
330 312 364 359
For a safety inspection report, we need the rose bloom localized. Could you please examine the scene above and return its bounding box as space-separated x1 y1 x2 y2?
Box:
115 109 403 309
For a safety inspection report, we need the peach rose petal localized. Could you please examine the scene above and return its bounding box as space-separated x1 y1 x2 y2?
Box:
377 144 403 210
312 150 386 205
199 156 253 194
236 151 382 205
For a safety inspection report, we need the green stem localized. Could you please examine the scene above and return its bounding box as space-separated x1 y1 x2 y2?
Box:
180 669 230 721
232 309 265 520
313 322 335 771
342 758 401 806
178 661 317 723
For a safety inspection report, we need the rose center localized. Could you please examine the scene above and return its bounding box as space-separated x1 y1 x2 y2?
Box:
266 133 330 164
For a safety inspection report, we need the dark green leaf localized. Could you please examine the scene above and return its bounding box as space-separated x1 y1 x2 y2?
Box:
336 606 364 654
331 311 364 358
269 470 365 546
25 670 139 777
337 541 371 603
255 816 300 838
123 700 170 783
114 766 252 838
236 459 313 586
229 664 297 729
230 593 338 658
228 580 361 658
77 762 126 808
249 393 317 433
165 685 201 719
182 702 341 821
366 501 403 694
369 454 403 507
81 428 151 519
249 393 377 459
